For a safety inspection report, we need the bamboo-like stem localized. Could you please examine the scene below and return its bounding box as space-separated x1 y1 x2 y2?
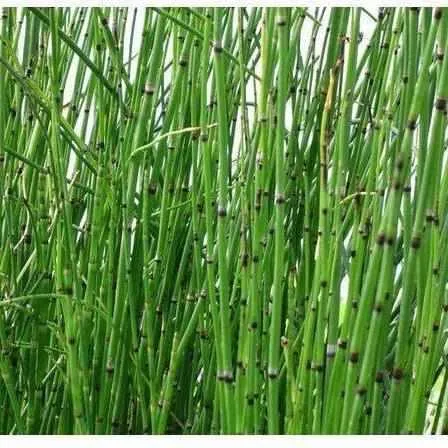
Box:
0 6 446 436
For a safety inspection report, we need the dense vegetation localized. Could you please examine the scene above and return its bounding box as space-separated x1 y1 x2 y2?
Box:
0 6 447 434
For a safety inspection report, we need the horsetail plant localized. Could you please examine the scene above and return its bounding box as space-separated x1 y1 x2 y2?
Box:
0 6 447 435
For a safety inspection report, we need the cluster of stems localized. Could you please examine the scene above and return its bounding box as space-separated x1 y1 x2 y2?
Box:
0 6 448 435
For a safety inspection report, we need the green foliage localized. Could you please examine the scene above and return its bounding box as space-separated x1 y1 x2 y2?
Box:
0 6 447 435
